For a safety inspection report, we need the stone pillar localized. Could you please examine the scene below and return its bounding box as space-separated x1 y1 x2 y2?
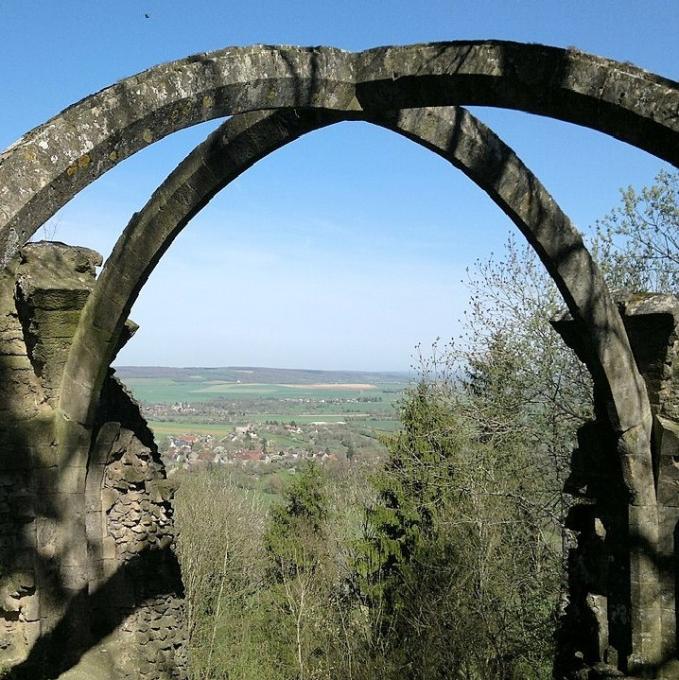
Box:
0 242 187 679
553 293 679 679
15 243 102 673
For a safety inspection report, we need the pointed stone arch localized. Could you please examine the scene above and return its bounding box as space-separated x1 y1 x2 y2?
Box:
60 105 650 479
54 106 656 678
1 41 678 264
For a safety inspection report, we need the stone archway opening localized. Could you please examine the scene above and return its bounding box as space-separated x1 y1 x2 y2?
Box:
0 41 677 679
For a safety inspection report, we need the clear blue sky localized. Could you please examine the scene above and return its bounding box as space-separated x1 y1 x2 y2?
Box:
1 1 677 370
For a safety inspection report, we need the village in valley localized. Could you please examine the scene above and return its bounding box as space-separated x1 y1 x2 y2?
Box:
162 421 341 470
115 366 408 479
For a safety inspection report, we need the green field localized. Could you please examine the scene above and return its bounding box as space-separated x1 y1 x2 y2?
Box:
147 420 237 437
116 377 215 403
116 367 409 460
121 377 404 404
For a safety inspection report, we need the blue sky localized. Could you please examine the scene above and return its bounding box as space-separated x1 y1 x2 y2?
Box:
1 1 677 370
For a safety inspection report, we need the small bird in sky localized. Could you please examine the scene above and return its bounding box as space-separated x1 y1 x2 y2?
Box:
144 12 151 19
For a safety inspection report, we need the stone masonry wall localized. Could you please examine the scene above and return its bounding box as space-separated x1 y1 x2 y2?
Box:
0 242 187 679
554 294 679 679
0 250 59 671
87 375 187 679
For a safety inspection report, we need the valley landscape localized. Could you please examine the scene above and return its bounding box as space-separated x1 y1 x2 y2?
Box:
116 365 410 495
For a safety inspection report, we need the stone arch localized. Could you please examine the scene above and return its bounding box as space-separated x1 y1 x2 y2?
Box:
60 105 650 483
1 40 676 677
55 104 660 677
1 41 678 264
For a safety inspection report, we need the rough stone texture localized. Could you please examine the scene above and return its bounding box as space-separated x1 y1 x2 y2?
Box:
86 377 187 680
1 42 678 264
553 294 679 679
0 251 68 673
16 243 102 404
0 243 187 679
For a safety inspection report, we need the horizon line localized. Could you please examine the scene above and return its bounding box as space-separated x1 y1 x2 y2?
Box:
113 364 415 374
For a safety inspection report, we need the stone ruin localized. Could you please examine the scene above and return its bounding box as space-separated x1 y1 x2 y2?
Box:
554 295 679 678
0 40 677 678
0 243 186 678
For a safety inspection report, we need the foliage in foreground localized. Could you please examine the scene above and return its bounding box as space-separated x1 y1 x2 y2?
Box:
176 372 561 680
355 373 560 679
174 171 679 679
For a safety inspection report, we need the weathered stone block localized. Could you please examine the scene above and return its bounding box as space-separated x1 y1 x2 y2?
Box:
35 465 86 495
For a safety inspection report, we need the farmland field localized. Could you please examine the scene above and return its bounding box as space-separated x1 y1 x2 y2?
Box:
115 366 410 470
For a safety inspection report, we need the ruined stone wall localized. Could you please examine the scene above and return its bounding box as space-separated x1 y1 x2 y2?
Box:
0 257 43 673
554 294 679 679
87 376 187 679
0 242 187 679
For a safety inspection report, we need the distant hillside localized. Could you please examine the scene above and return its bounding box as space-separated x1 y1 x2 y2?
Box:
114 365 411 385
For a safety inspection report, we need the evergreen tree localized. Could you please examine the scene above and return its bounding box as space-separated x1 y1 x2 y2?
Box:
265 463 328 578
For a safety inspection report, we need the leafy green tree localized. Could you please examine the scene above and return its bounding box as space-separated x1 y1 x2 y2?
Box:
594 169 679 293
265 463 328 576
263 464 338 679
355 375 558 679
175 470 276 680
356 380 458 602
